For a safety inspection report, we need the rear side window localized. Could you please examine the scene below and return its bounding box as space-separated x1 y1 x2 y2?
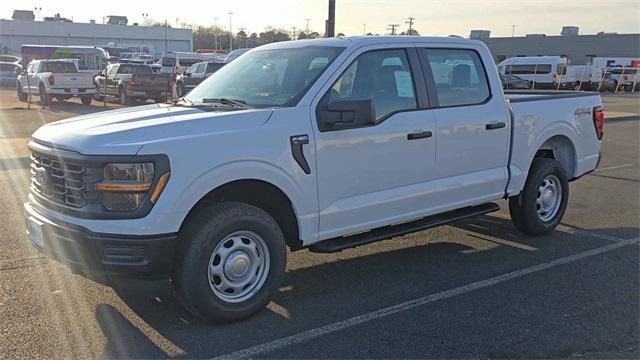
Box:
330 49 417 120
118 65 152 74
423 49 490 107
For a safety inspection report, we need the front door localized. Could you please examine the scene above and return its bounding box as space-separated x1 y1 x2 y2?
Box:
312 47 437 240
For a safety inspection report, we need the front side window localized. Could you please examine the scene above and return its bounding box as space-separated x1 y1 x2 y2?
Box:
206 62 224 74
186 46 344 108
188 64 199 74
330 49 417 120
424 48 490 107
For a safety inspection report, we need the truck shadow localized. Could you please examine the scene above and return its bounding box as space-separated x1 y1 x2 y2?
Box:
96 216 638 358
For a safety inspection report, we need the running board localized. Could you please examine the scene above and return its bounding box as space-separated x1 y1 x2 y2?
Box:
309 203 500 253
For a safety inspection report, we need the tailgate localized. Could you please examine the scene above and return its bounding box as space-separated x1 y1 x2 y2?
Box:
51 73 93 88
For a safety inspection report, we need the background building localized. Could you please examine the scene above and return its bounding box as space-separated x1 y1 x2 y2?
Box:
0 17 193 57
471 27 640 65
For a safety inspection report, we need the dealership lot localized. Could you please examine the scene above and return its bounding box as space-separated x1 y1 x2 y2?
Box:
0 88 638 358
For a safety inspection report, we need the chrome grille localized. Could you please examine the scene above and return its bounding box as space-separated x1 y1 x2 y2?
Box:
30 152 89 208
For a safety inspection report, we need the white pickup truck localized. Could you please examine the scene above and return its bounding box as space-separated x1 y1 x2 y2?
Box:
24 37 603 321
16 59 95 105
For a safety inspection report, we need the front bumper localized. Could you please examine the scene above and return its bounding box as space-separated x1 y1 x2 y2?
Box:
24 202 177 279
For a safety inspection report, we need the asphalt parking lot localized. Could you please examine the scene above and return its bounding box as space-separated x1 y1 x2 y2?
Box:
0 87 638 359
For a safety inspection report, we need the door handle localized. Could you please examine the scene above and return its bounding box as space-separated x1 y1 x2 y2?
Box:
407 131 433 140
485 122 506 130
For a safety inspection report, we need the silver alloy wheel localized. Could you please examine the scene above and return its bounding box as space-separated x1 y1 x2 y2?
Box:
536 175 562 222
208 230 270 303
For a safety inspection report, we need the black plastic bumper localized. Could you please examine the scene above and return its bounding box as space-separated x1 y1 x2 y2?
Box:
25 206 177 279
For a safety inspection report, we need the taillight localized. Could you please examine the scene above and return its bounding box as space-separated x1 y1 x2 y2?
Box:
92 76 96 86
129 79 137 88
48 75 55 86
552 74 557 83
593 106 604 140
623 75 628 81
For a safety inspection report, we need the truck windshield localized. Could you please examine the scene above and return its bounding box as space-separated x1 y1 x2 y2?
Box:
185 46 345 108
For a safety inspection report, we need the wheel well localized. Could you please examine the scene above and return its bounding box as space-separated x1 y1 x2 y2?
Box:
534 135 576 178
182 179 302 250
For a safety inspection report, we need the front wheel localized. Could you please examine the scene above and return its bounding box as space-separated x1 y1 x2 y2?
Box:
509 158 569 235
176 83 184 98
172 202 287 322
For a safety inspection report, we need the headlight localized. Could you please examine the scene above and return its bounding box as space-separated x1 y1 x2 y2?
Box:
97 163 154 212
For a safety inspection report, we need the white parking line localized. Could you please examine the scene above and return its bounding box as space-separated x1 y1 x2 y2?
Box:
212 237 639 360
593 164 634 173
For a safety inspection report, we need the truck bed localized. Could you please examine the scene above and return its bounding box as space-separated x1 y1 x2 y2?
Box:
505 90 602 197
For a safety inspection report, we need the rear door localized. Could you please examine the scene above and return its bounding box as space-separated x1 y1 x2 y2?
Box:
312 45 438 240
417 46 510 207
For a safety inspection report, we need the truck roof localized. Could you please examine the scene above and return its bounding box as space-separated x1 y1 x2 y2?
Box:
259 36 482 50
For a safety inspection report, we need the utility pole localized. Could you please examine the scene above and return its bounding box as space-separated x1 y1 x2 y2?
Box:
363 24 366 35
239 27 247 47
305 18 311 34
388 24 399 35
405 17 415 34
326 0 336 37
228 12 233 51
511 24 517 38
164 20 168 54
292 26 297 40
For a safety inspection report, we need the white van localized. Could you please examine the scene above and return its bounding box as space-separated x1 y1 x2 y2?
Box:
497 56 575 89
159 52 226 74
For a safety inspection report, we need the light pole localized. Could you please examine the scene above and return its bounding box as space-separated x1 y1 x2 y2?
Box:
305 18 311 34
141 13 149 26
214 17 219 50
363 24 366 35
228 12 234 52
34 7 42 21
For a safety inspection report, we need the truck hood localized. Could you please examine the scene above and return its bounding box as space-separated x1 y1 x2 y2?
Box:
31 104 274 155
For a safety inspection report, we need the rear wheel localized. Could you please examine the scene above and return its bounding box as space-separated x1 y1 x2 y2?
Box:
119 88 130 106
17 83 28 102
509 158 569 235
80 95 92 105
54 96 66 103
39 84 50 105
172 202 286 322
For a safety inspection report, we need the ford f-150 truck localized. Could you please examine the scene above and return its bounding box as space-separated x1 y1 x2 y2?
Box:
93 63 170 105
24 37 603 322
17 59 96 105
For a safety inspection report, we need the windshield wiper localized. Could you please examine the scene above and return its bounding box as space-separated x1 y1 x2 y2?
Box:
201 98 251 109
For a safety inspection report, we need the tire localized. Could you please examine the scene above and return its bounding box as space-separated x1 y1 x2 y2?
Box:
80 95 92 105
172 202 287 322
176 83 184 98
17 83 27 102
39 84 50 105
119 87 130 106
55 96 65 103
154 97 165 104
509 158 569 235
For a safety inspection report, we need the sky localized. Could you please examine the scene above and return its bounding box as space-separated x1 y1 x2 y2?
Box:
3 0 640 37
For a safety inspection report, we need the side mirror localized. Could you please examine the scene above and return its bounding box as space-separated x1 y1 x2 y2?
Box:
184 72 191 77
317 97 375 131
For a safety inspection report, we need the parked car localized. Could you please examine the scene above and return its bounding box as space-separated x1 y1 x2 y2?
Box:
500 74 530 89
0 62 21 85
118 53 136 63
498 56 575 89
16 59 95 105
224 48 250 63
175 61 225 97
0 55 21 64
25 36 603 322
158 52 223 74
93 63 170 105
